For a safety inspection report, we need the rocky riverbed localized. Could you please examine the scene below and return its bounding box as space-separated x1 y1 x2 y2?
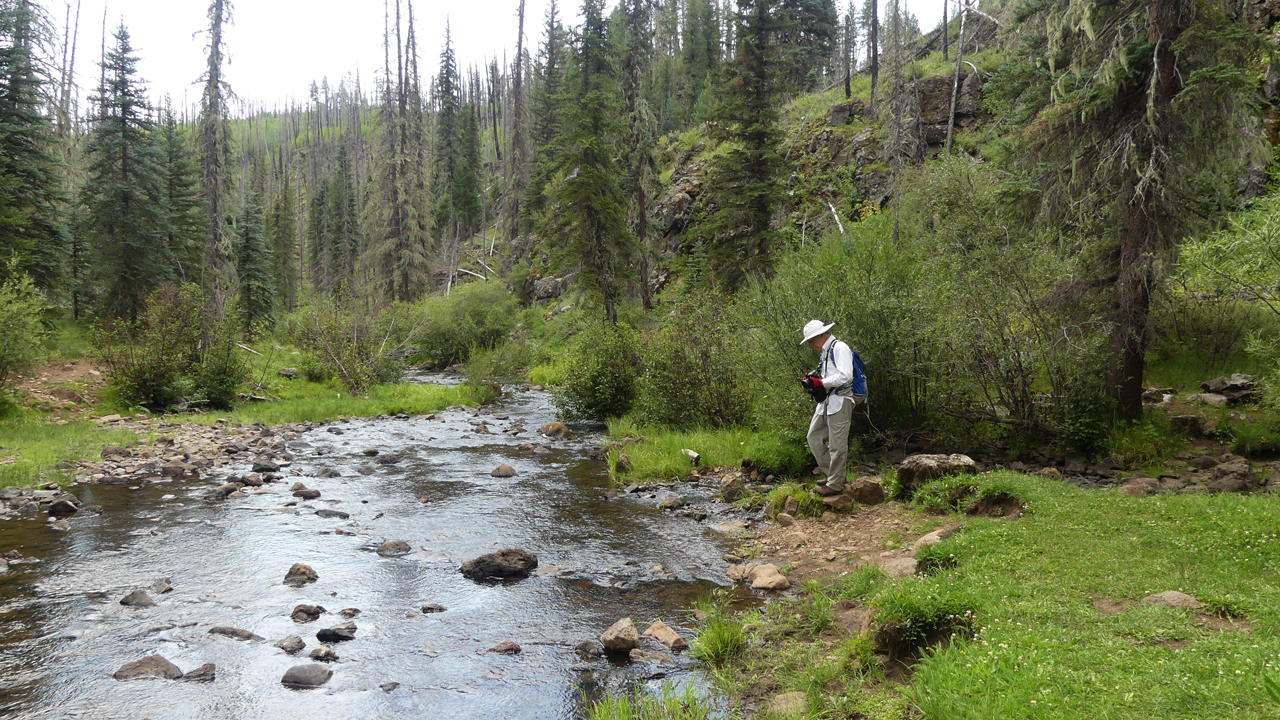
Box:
0 386 758 720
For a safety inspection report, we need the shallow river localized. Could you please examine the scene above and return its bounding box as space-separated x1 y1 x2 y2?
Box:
0 383 752 719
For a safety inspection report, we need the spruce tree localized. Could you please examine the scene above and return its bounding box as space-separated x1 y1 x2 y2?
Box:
265 170 298 310
520 0 566 233
325 144 359 295
306 183 332 292
79 23 172 322
620 0 660 310
432 22 462 244
159 102 205 283
0 0 67 289
550 0 636 324
234 193 273 332
703 0 786 291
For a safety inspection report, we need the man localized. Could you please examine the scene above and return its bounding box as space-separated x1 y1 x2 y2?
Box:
799 320 866 497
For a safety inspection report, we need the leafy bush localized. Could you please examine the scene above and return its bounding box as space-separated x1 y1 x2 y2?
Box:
636 298 750 429
92 284 248 411
398 280 519 368
0 268 49 394
552 322 641 421
93 284 203 409
284 299 405 394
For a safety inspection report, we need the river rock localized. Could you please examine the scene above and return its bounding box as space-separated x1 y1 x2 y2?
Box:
488 641 522 655
850 476 886 505
896 454 978 495
208 626 264 641
315 468 342 478
212 482 244 499
48 497 79 515
338 608 361 618
459 548 538 580
1211 459 1254 492
181 661 216 681
420 603 446 614
374 453 402 465
719 474 746 502
491 464 517 477
284 563 318 587
315 508 349 519
615 453 634 473
309 644 339 662
315 622 357 643
113 654 183 680
539 422 573 439
748 564 790 591
240 473 263 487
600 618 639 652
293 488 321 500
381 682 400 692
776 512 796 527
120 589 156 607
281 663 332 688
575 640 604 659
291 604 325 623
377 539 412 557
642 619 689 651
252 457 280 473
658 495 686 510
275 635 306 654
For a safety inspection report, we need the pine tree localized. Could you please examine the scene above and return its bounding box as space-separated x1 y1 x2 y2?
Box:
432 22 462 244
234 193 273 332
455 103 482 235
521 0 568 234
778 0 838 90
0 0 67 289
79 23 172 322
158 102 205 283
198 0 236 311
326 143 359 295
306 182 332 292
703 0 786 291
549 0 637 324
620 0 660 310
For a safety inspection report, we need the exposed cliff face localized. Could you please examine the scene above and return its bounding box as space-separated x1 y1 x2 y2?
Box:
653 72 989 252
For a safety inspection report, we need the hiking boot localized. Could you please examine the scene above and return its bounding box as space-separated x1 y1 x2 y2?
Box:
814 484 843 497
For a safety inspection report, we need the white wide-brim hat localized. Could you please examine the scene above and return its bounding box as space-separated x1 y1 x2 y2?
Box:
800 320 835 345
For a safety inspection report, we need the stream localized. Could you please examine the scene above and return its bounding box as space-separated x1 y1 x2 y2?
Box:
0 381 756 719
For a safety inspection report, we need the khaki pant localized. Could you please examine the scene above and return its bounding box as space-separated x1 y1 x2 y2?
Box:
807 397 860 490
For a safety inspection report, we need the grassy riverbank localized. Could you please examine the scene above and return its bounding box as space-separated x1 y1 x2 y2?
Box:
689 471 1279 719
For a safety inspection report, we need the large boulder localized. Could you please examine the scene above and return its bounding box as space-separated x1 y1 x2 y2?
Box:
825 98 865 126
896 454 978 495
850 476 886 505
459 548 538 581
1201 374 1256 404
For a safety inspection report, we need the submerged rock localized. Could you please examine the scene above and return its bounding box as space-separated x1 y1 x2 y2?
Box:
207 626 264 642
459 548 538 580
309 644 339 662
315 508 349 519
377 540 412 557
113 654 183 681
488 641 522 655
280 663 332 689
491 464 517 477
181 663 216 683
291 604 325 623
420 603 446 614
119 589 156 607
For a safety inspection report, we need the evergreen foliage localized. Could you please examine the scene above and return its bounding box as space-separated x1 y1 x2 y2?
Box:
79 24 172 323
265 170 298 310
548 0 637 324
0 0 67 290
198 0 236 311
234 193 274 332
158 103 206 283
0 260 48 393
702 0 787 292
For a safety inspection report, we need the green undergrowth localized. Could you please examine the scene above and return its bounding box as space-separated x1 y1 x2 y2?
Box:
587 682 733 720
696 471 1280 719
182 381 479 426
0 407 141 487
605 419 809 484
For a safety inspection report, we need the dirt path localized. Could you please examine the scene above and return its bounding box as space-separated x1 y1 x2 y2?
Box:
15 360 106 417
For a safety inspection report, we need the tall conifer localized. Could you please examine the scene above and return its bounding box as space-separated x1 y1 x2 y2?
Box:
159 102 205 283
234 192 273 332
80 23 171 322
198 0 236 310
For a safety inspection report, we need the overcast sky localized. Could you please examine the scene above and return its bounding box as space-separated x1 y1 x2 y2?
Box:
54 0 943 112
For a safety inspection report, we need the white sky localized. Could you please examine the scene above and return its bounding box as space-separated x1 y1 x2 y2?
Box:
51 0 943 111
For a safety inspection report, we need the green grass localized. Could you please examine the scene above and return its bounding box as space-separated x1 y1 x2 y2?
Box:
703 471 1280 719
182 381 478 426
0 407 141 487
587 682 731 720
605 419 808 484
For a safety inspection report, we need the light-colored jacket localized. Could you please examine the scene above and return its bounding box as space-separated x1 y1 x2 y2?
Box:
814 336 860 415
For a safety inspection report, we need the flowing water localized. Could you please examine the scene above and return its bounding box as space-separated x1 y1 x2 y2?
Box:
0 382 755 719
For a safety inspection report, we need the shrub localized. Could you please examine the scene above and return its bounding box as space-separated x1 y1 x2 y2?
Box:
636 298 750 429
552 322 641 421
284 299 405 394
93 284 204 410
871 579 977 660
0 268 49 394
399 280 519 368
191 319 250 410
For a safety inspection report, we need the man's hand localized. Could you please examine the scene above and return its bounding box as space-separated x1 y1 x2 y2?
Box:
801 375 823 391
